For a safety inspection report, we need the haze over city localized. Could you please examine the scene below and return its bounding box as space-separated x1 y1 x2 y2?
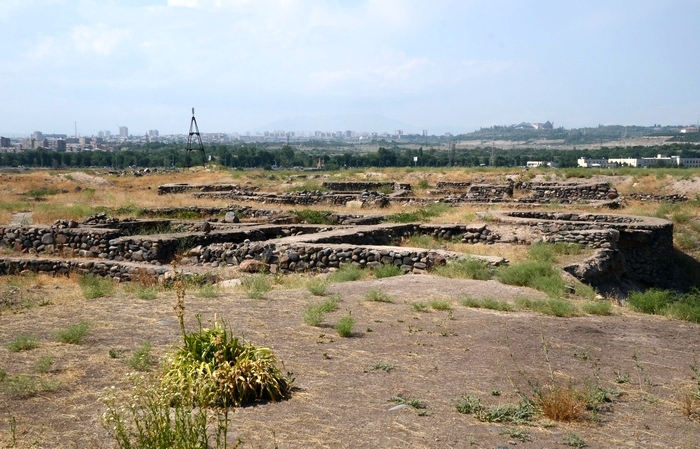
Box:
1 0 698 137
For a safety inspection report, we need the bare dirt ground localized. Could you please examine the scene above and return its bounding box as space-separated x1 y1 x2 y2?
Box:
1 275 699 449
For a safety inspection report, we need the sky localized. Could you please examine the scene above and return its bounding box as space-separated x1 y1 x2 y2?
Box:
1 0 699 137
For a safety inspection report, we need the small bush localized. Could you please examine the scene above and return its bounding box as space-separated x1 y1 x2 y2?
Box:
434 258 491 280
241 274 272 299
429 299 452 310
161 319 291 407
54 321 92 344
127 341 153 372
79 274 115 299
365 288 393 303
456 395 537 424
516 297 580 317
306 277 329 296
6 335 39 352
328 264 365 283
372 264 401 279
563 432 587 448
334 315 355 337
537 385 587 422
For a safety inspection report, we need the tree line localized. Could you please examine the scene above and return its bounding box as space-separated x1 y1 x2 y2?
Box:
2 142 700 170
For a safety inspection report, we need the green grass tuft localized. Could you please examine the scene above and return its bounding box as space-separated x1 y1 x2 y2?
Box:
516 297 580 317
429 300 452 311
54 321 92 344
581 300 613 316
433 257 491 280
372 264 402 279
334 315 355 337
496 261 566 297
127 341 154 372
241 274 272 299
6 335 39 352
328 264 366 283
78 274 115 299
306 277 329 296
365 288 393 303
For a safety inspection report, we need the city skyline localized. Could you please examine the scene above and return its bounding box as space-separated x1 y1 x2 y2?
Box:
1 1 698 137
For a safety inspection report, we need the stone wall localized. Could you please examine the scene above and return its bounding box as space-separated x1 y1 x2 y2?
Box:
321 181 411 191
0 257 168 282
157 183 257 195
490 211 674 286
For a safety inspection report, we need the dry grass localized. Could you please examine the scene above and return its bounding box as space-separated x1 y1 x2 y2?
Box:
537 385 587 422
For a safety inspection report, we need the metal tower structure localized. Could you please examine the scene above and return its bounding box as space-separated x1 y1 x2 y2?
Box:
186 107 206 166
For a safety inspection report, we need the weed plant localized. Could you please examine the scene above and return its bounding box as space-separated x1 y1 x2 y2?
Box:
365 288 393 303
455 395 537 424
161 318 292 407
334 315 355 337
434 257 491 280
429 300 452 311
33 355 53 373
54 321 92 344
302 296 340 326
306 277 329 296
127 341 153 372
0 367 5 381
240 274 272 299
368 362 395 372
563 432 587 448
78 274 115 299
536 385 587 422
1 374 59 398
372 264 401 279
195 283 219 298
387 203 450 223
102 375 230 449
410 302 428 312
327 264 366 283
6 335 39 352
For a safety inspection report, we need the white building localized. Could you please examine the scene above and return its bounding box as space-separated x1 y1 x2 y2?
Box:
578 155 700 168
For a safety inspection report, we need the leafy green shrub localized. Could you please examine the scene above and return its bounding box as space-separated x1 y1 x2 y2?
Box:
54 321 92 344
516 297 580 317
6 335 39 352
627 289 673 314
365 288 393 303
372 264 402 279
429 300 452 311
456 395 537 424
334 315 355 337
434 258 491 280
496 261 566 297
241 274 272 299
78 274 115 299
161 319 292 407
306 277 329 296
127 341 153 372
368 362 395 372
328 264 366 283
291 209 334 225
416 179 431 189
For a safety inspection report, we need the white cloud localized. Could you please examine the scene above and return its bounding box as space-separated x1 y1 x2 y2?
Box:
71 24 130 56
